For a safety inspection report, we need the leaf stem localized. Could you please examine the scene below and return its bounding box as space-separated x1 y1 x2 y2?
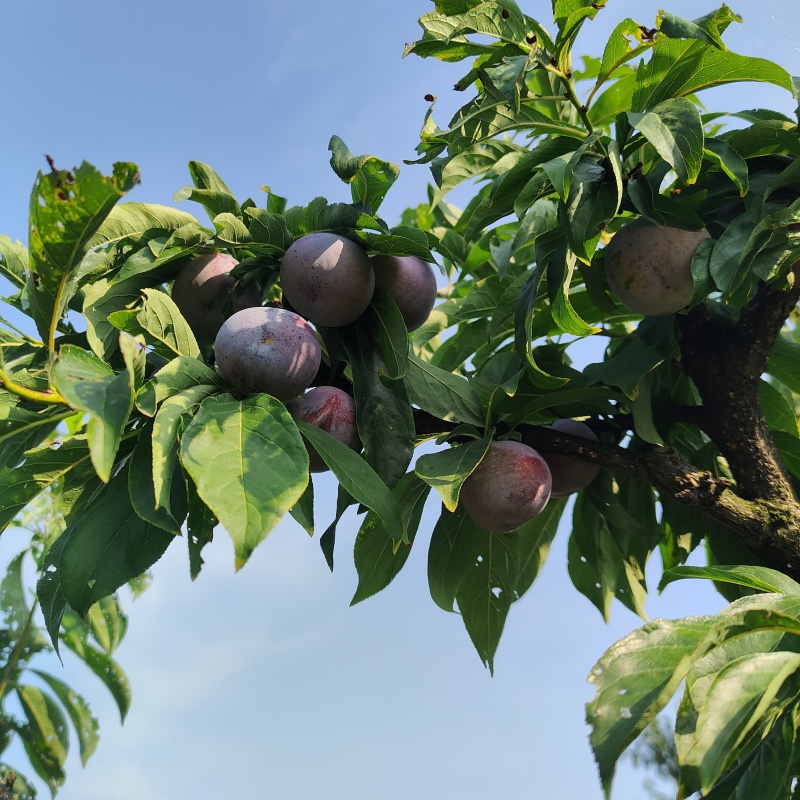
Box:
0 368 67 406
537 57 594 135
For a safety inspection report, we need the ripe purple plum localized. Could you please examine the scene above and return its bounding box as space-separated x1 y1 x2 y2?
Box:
544 419 601 497
214 307 321 401
460 440 552 533
171 252 262 343
280 232 375 327
603 219 710 316
286 386 361 472
371 255 438 331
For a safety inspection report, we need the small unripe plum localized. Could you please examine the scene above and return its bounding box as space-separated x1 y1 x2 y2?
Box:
171 253 262 343
280 232 375 327
286 386 360 472
214 307 321 401
460 440 552 533
604 219 710 316
370 255 438 331
544 419 601 497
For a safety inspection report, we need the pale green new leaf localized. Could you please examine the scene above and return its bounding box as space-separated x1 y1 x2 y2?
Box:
415 436 491 511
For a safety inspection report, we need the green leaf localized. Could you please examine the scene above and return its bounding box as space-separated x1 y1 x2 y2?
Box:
289 480 314 537
513 497 567 598
406 353 485 426
56 463 175 615
768 335 800 395
109 288 200 361
693 652 800 792
427 505 483 613
0 437 94 534
135 355 223 416
352 472 431 604
658 7 742 50
151 384 217 515
175 161 240 221
180 394 309 569
295 421 405 542
415 436 491 512
632 38 794 113
60 610 132 721
628 97 704 185
27 160 140 342
128 424 187 533
30 669 99 766
587 615 716 796
774 431 800 480
660 565 800 596
456 522 518 673
85 594 128 656
82 274 151 360
338 325 415 488
370 290 409 380
51 343 135 482
186 477 217 581
328 135 400 213
0 235 28 288
15 684 68 792
703 137 749 196
87 202 200 250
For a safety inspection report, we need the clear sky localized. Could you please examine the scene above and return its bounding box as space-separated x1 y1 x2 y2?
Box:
1 1 799 798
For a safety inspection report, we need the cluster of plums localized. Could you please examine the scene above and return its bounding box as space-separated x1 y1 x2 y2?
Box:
171 215 704 532
171 232 438 473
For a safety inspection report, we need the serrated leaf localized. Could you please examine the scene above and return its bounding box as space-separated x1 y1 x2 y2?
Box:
31 670 99 766
50 344 134 482
352 472 430 604
180 394 308 569
632 38 794 112
370 290 409 380
86 202 199 250
0 438 93 535
110 288 200 361
328 135 400 213
59 610 132 721
513 497 567 598
415 436 491 512
628 97 704 185
406 353 485 426
693 652 800 792
15 684 68 791
295 421 405 542
186 476 216 581
660 565 800 595
338 325 415 489
135 355 223 416
151 384 217 513
56 463 174 615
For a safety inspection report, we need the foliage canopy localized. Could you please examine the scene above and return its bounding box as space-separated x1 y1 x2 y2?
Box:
2 1 800 797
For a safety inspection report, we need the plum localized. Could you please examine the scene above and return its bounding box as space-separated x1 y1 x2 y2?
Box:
543 419 601 497
460 440 552 533
280 232 375 327
371 255 438 331
286 386 360 472
171 252 262 343
603 219 710 316
214 307 321 401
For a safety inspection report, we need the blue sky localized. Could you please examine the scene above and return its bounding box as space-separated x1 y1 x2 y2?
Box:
1 1 799 798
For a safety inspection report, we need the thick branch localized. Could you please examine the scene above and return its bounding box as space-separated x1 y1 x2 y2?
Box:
679 278 800 504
